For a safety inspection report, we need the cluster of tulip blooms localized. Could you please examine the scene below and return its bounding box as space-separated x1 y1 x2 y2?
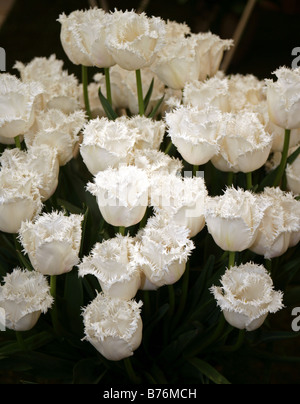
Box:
0 7 299 362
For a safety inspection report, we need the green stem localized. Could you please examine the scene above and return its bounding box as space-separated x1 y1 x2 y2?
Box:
274 129 291 188
135 69 145 116
104 67 112 106
119 226 126 236
193 165 199 178
227 172 234 187
82 65 92 120
14 136 22 150
246 172 253 190
164 140 173 155
228 251 236 269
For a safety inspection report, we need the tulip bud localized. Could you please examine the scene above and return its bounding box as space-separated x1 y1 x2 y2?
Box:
205 187 270 252
78 235 141 300
210 263 284 331
0 268 53 331
19 211 83 276
82 293 143 361
87 166 149 228
266 67 300 130
0 168 43 234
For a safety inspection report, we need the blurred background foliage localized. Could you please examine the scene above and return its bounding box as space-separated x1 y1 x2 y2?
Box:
0 0 300 385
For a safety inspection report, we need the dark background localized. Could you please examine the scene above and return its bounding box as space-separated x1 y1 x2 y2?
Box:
0 0 300 80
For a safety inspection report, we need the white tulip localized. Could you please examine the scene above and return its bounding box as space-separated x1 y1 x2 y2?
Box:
205 187 270 252
58 9 116 68
14 55 81 114
0 268 53 331
0 145 59 201
165 105 222 165
130 149 183 177
24 109 86 166
135 213 195 288
105 10 166 71
211 111 273 173
82 293 143 361
266 67 300 130
0 168 43 234
87 166 149 228
0 74 43 139
80 117 137 175
227 74 266 113
152 32 232 90
149 174 208 238
250 187 300 259
183 76 230 112
210 263 284 331
128 115 165 151
78 235 141 300
19 211 83 276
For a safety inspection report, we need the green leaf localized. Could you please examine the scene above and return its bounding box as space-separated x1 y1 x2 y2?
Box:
148 94 165 118
98 87 118 120
143 77 154 112
187 357 231 384
287 145 300 165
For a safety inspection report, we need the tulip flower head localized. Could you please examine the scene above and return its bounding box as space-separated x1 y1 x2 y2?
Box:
211 263 284 331
24 108 86 166
149 174 208 238
250 187 300 259
211 111 273 173
205 187 270 252
0 145 59 201
14 55 81 114
136 213 195 288
80 117 138 175
165 105 222 165
87 166 149 228
78 235 141 300
0 268 53 331
266 67 300 130
0 168 43 234
19 211 83 276
0 73 43 139
105 10 166 71
82 293 143 361
58 9 116 68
